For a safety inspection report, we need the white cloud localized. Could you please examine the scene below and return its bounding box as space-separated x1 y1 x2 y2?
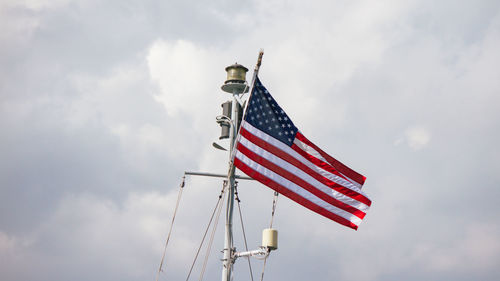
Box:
2 1 500 281
395 126 431 150
0 0 76 49
0 190 211 280
147 39 225 117
0 232 19 252
0 4 39 47
412 223 500 272
406 127 431 150
18 0 73 10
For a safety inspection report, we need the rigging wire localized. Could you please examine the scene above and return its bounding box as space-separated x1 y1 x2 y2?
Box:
260 191 279 281
198 180 226 281
185 181 227 281
156 176 185 281
234 182 255 281
269 191 279 229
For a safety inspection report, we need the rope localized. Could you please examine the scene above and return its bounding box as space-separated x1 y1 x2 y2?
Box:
235 182 255 281
269 191 279 228
185 182 227 281
156 176 185 281
198 180 226 281
260 191 279 281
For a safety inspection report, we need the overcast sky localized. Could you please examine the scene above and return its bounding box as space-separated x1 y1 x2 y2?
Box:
1 0 500 280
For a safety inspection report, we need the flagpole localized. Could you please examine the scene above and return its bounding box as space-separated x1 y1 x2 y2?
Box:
222 50 264 281
230 50 264 163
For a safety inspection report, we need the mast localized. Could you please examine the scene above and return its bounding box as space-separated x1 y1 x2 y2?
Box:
220 51 264 281
155 51 275 281
221 92 238 281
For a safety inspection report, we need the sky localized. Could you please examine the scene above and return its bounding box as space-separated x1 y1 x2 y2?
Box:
1 0 500 280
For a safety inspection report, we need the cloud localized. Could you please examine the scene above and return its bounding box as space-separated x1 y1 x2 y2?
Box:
395 126 431 150
7 0 73 10
0 191 180 280
413 223 500 272
2 1 500 281
147 40 222 116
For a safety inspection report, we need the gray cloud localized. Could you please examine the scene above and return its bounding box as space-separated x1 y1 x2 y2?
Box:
1 0 500 281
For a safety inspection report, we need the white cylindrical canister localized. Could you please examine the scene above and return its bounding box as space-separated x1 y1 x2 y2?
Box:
262 228 278 250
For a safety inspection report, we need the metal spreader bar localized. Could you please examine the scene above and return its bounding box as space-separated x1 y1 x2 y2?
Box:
185 171 254 181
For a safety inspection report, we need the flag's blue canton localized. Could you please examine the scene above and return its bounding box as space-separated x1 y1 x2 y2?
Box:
245 77 298 146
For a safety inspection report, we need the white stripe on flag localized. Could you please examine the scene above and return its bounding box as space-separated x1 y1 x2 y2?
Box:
238 135 370 213
242 122 368 198
293 137 363 189
235 150 363 226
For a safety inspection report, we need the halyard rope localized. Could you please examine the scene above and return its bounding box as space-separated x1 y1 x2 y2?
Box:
156 176 185 281
185 181 227 281
260 191 279 281
235 182 255 281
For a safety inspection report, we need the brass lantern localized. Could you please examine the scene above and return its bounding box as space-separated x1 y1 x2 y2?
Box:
221 63 249 94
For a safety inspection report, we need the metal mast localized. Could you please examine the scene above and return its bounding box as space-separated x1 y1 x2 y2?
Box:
155 52 274 281
220 62 248 281
219 52 264 281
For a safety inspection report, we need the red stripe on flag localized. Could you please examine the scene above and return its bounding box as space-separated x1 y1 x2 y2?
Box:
291 142 371 206
234 157 359 230
295 132 366 186
237 142 366 219
240 127 371 206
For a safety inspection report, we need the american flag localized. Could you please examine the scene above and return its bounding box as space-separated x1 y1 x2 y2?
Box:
233 77 371 230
